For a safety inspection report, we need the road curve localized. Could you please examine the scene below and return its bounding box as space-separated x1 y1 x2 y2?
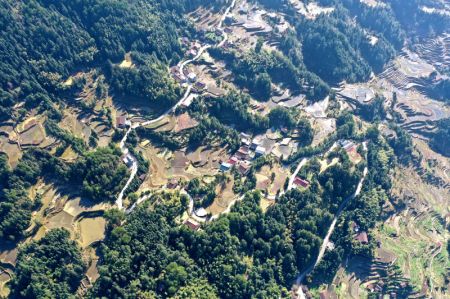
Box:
294 142 368 299
115 0 237 210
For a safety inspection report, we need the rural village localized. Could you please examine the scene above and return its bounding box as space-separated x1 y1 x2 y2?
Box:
0 0 449 298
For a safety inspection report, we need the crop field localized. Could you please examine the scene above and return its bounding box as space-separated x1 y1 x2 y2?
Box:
311 118 336 146
19 123 46 147
77 217 106 248
289 0 335 19
208 176 235 216
119 53 134 68
0 269 11 297
256 163 289 197
0 136 21 167
377 209 448 294
60 110 92 142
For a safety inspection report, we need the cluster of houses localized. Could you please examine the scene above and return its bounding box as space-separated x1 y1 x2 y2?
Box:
170 65 195 85
220 133 268 175
181 37 202 58
169 67 207 97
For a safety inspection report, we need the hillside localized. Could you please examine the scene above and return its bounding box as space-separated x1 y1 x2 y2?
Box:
0 0 449 298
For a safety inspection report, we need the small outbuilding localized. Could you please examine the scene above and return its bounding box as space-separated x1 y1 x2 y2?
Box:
116 116 127 128
220 162 232 172
354 231 369 244
195 207 208 218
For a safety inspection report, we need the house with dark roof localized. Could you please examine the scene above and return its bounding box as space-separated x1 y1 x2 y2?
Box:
194 81 206 91
255 146 266 157
235 146 250 160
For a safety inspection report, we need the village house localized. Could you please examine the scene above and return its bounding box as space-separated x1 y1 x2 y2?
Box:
122 155 133 168
255 146 266 157
280 127 289 134
220 161 232 172
182 67 190 76
238 160 251 176
354 231 369 244
184 218 200 231
250 139 261 150
235 146 250 160
293 177 310 188
188 49 197 57
172 73 187 84
239 132 251 146
193 81 207 93
195 207 208 218
167 178 179 189
181 37 189 45
228 156 239 165
340 140 356 152
241 138 251 146
116 115 127 128
187 72 197 82
191 41 201 50
170 65 180 75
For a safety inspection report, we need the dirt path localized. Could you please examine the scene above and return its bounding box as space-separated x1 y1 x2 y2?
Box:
116 0 237 211
287 158 309 191
293 142 368 299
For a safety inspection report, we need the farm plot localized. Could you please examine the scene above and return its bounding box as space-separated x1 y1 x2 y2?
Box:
76 217 106 248
311 118 336 146
289 0 335 20
207 176 236 216
377 209 448 294
255 163 289 198
0 136 21 167
59 110 92 143
140 145 172 188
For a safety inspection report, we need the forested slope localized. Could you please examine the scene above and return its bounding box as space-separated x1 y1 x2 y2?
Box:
0 0 195 122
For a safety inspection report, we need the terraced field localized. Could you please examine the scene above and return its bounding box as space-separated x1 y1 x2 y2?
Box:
414 33 450 72
329 165 449 299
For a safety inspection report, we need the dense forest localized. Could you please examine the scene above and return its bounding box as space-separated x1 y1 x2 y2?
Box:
0 0 194 122
10 228 85 298
89 152 365 298
431 118 450 157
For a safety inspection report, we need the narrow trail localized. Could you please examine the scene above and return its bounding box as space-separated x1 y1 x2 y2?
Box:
293 142 368 299
115 0 237 210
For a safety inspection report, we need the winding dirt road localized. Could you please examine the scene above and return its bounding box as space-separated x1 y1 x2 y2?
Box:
293 142 368 299
115 0 237 210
